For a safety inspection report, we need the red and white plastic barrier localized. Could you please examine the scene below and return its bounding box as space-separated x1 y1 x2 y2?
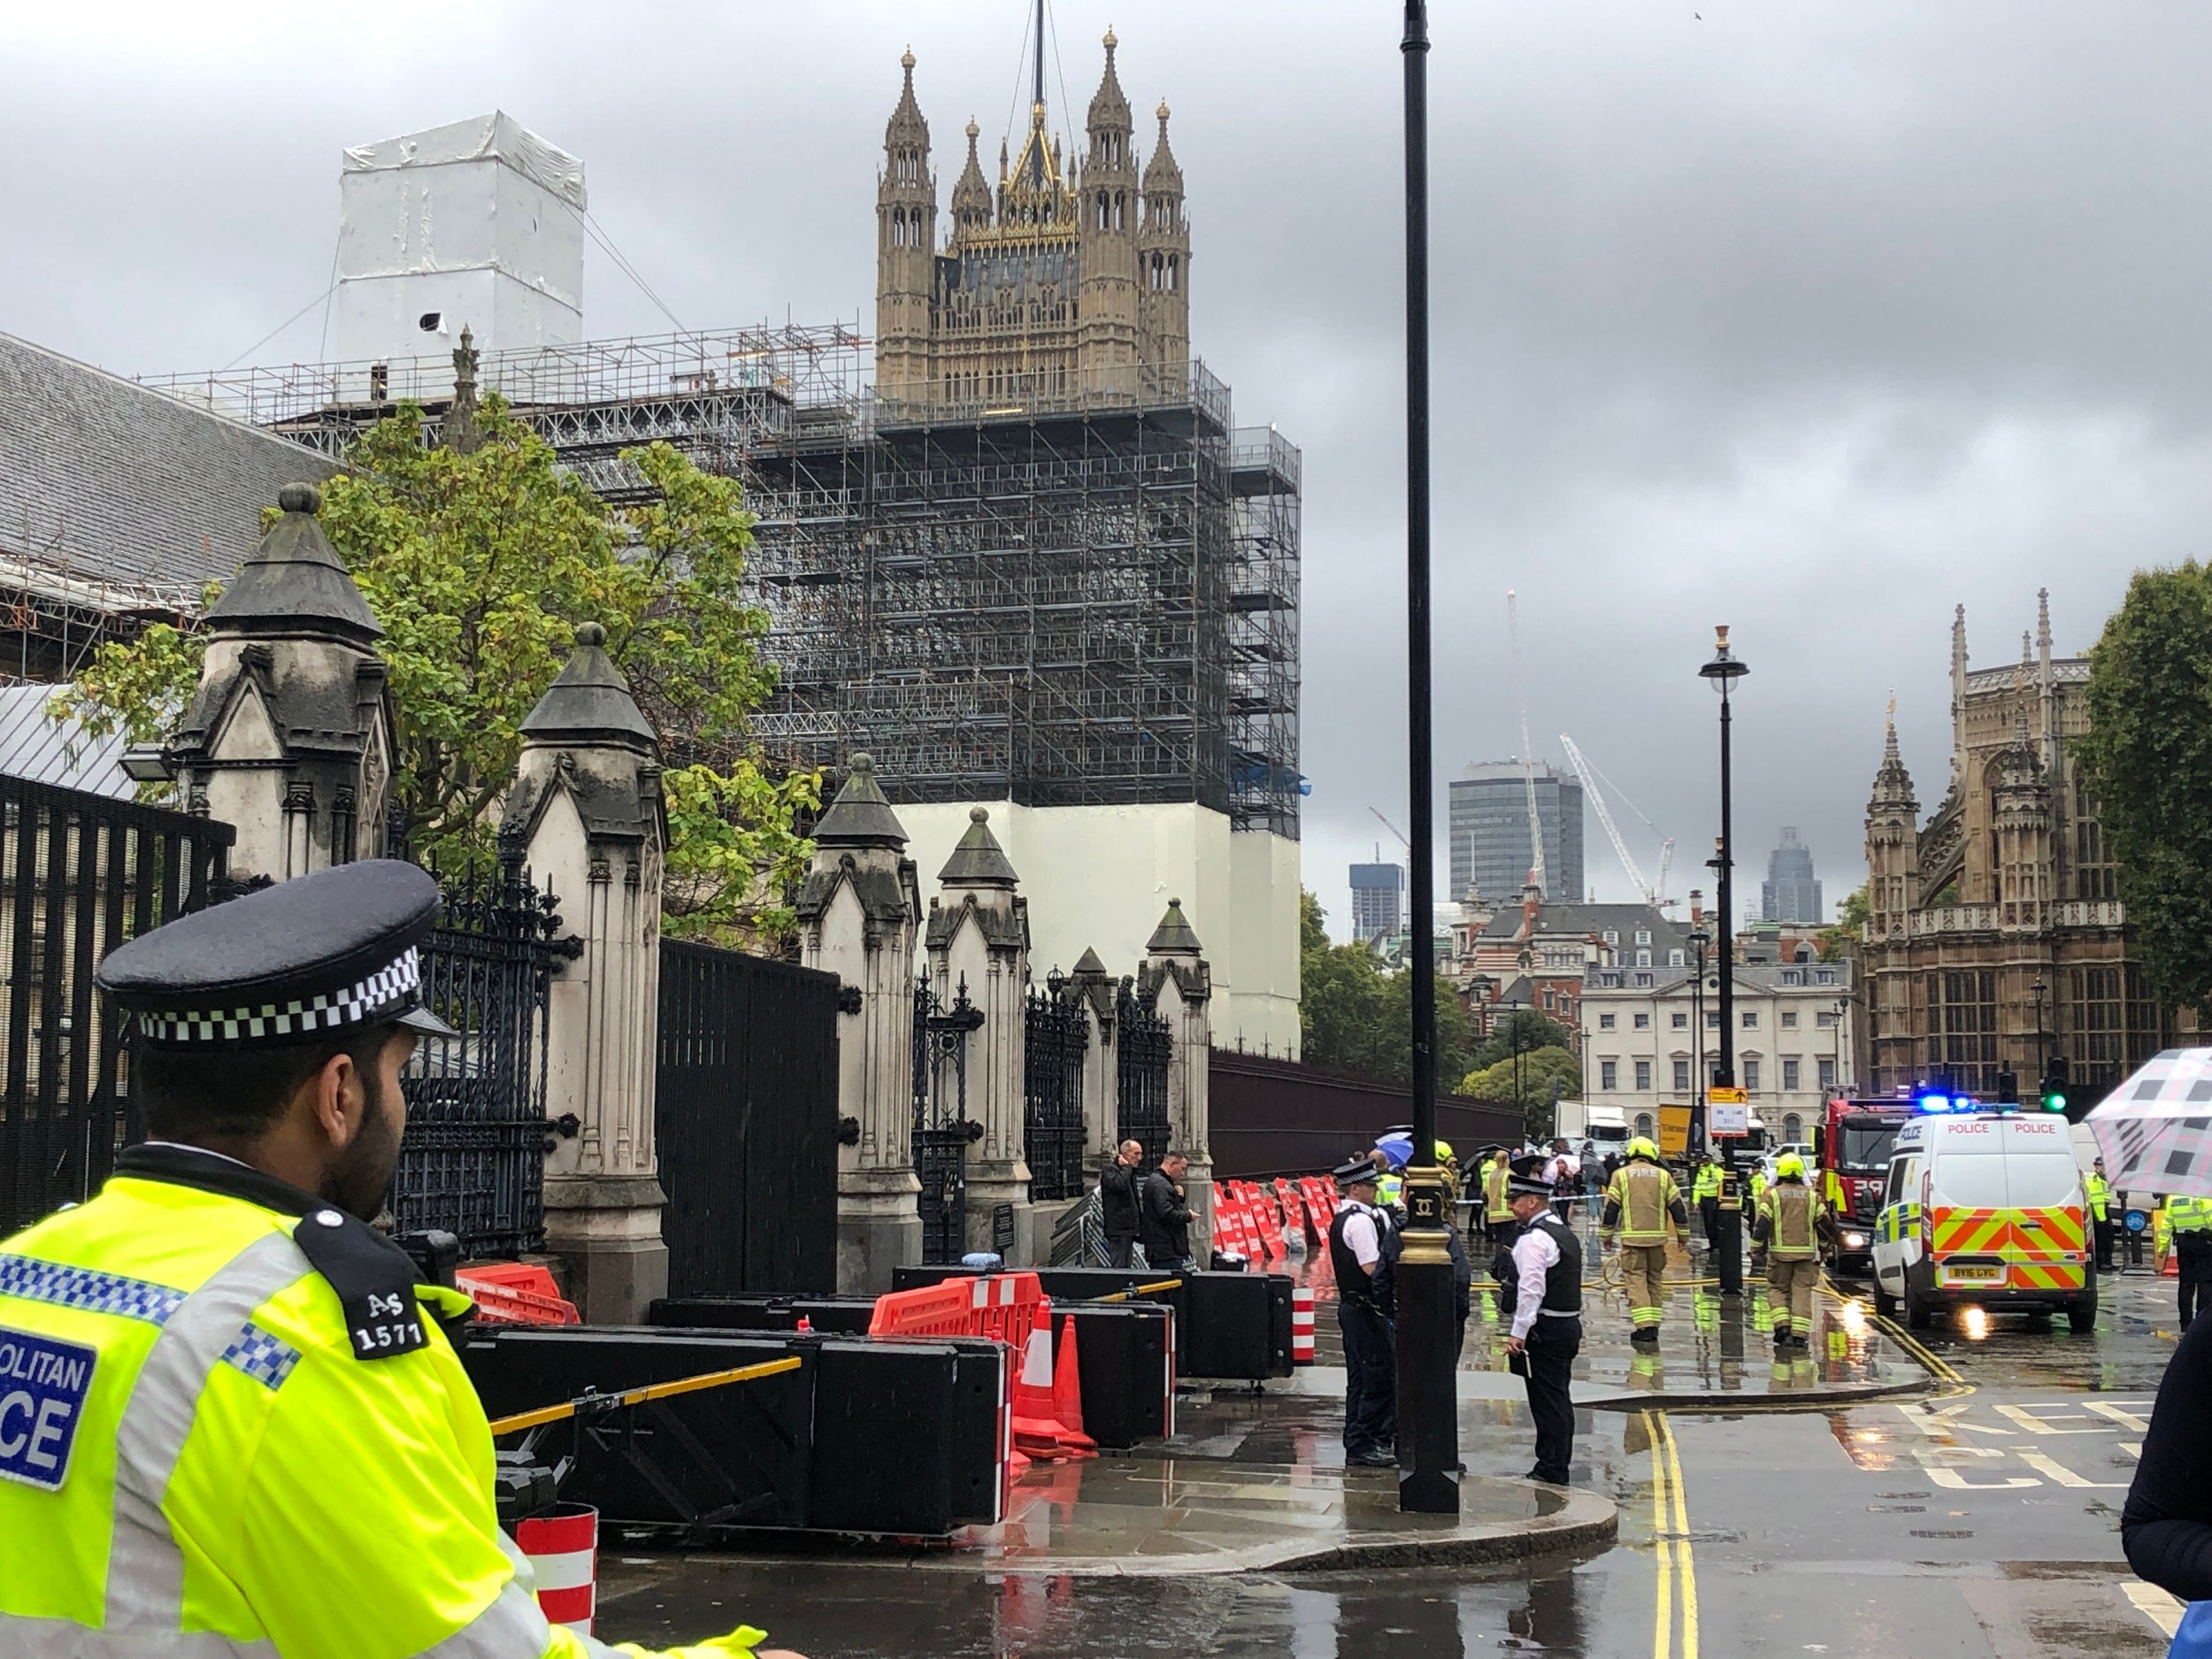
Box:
516 1503 597 1634
1291 1285 1315 1364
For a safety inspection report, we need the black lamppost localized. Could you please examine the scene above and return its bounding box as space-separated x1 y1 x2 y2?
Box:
1687 926 1711 1136
1698 627 1749 1157
1832 995 1850 1094
1394 0 1457 1517
2031 976 2048 1083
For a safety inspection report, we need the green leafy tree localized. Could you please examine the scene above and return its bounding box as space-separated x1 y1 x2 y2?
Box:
2080 561 2212 1014
1296 891 1479 1081
1815 883 1868 963
1459 1045 1583 1135
59 399 818 946
1469 1007 1574 1072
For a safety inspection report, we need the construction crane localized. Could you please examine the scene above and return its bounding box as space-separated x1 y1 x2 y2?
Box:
1369 807 1412 853
1506 590 1547 894
1558 733 1676 909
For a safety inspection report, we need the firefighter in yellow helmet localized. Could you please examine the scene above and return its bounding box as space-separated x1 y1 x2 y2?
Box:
0 863 790 1659
1601 1137 1688 1344
1754 1151 1837 1351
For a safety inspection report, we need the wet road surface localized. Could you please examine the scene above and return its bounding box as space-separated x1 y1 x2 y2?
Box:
598 1268 2186 1657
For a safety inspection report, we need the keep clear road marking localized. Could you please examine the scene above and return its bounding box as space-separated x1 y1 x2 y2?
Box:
1644 1409 1699 1659
1885 1399 2153 1488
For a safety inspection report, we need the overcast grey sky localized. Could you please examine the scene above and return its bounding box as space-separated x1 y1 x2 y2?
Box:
5 2 2207 939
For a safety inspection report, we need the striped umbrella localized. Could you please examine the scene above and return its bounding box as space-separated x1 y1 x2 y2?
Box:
2085 1047 2212 1199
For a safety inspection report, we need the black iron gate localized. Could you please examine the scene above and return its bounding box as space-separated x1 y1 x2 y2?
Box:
1024 971 1088 1202
0 774 233 1234
913 974 983 1264
658 941 840 1296
1116 980 1172 1161
392 834 572 1258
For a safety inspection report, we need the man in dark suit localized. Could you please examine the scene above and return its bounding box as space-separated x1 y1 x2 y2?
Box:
1100 1139 1144 1267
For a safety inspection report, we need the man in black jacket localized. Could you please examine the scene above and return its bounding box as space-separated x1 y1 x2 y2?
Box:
1141 1151 1195 1271
2124 1299 2212 1601
1099 1139 1144 1267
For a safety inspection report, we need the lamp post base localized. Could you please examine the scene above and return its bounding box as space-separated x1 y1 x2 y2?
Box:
1394 1163 1461 1514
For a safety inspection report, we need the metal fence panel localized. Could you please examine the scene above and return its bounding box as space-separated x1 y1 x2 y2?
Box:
391 841 571 1258
0 775 232 1234
1115 982 1172 1162
1024 977 1088 1202
658 940 840 1296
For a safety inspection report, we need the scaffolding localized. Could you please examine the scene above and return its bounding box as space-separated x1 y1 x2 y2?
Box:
142 326 1302 833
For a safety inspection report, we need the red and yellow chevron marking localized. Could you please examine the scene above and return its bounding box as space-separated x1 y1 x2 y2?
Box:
1931 1206 2087 1277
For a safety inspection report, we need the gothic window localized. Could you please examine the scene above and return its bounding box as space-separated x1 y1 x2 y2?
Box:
1927 969 1998 1095
1167 254 1179 291
1115 191 1126 230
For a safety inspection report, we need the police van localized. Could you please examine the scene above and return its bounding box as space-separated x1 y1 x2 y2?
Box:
1869 1098 2094 1333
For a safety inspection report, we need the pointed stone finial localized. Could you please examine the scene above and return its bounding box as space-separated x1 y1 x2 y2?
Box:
1156 97 1171 128
2037 587 2052 650
203 482 380 645
967 116 980 142
813 751 908 849
901 44 915 74
1148 896 1202 955
1104 25 1118 55
518 620 654 748
939 805 1018 887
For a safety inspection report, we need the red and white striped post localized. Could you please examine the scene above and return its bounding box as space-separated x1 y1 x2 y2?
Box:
516 1504 598 1635
1291 1285 1316 1364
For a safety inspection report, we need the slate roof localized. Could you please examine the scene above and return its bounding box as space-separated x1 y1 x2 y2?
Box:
0 331 334 598
0 685 129 797
1479 899 1687 949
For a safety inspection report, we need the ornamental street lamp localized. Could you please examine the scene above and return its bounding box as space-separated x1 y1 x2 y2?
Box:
1394 0 1457 1517
1697 627 1749 1158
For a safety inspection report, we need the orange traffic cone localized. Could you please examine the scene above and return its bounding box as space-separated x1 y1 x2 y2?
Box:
1053 1316 1097 1453
1011 1303 1087 1459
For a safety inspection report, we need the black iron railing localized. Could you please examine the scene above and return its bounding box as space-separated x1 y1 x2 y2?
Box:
392 829 573 1258
0 774 232 1234
1116 979 1172 1161
1024 971 1089 1202
913 974 983 1264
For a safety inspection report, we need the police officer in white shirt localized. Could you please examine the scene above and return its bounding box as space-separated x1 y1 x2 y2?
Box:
1501 1152 1585 1485
1328 1156 1397 1468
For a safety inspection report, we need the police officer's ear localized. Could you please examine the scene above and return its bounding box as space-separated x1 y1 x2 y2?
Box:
299 1029 415 1150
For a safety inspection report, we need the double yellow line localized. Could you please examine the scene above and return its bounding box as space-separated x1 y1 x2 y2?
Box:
1642 1409 1699 1659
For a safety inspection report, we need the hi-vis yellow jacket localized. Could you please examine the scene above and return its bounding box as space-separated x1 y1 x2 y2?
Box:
0 1146 757 1658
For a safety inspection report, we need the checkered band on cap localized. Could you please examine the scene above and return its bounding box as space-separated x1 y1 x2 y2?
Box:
134 947 424 1047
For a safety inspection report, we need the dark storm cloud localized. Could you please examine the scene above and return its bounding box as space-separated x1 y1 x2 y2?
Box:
4 3 2208 933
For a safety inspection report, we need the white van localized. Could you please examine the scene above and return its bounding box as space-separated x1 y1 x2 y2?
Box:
1870 1109 2094 1333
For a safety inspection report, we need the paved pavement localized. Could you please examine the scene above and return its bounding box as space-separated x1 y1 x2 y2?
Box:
595 1247 2187 1657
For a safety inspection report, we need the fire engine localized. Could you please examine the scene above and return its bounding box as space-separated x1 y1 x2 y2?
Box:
1817 1095 1913 1274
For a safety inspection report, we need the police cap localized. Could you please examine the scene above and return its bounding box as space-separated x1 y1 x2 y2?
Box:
1506 1154 1554 1199
1333 1156 1379 1189
97 860 457 1048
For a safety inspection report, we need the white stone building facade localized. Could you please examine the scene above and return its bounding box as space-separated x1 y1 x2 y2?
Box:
1579 959 1857 1146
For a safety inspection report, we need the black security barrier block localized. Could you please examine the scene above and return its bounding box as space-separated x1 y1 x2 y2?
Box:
652 1294 1172 1449
891 1265 1296 1383
459 1325 1003 1538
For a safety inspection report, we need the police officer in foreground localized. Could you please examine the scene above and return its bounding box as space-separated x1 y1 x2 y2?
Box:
1499 1153 1583 1486
1328 1157 1397 1467
0 861 791 1659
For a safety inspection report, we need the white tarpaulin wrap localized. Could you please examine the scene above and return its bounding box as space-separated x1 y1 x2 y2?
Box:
343 111 586 209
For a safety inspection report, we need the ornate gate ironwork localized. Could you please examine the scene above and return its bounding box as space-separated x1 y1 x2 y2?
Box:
1116 980 1172 1162
1024 970 1089 1202
0 774 232 1235
913 973 984 1263
393 830 573 1259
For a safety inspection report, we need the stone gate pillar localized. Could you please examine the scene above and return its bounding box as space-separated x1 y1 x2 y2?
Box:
1070 947 1119 1174
796 754 924 1293
168 482 395 879
1141 899 1214 1248
925 809 1033 1263
501 622 667 1321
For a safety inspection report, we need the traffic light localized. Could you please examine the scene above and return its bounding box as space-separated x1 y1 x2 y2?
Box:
2040 1054 2070 1115
1995 1070 2019 1106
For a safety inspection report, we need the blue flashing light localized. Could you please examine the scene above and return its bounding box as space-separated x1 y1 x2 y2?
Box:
1915 1091 1953 1114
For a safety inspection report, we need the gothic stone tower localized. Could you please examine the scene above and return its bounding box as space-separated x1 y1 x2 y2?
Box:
876 48 937 402
874 25 1190 412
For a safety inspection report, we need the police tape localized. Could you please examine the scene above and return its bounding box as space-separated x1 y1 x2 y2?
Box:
485 1355 804 1436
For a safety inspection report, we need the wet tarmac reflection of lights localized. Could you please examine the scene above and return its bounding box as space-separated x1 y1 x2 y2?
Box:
1836 1298 1869 1340
1959 1305 1990 1341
